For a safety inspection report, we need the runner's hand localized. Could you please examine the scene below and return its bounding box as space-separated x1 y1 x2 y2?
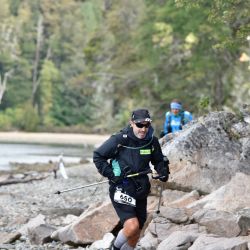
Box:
159 175 168 182
158 157 170 182
110 175 123 184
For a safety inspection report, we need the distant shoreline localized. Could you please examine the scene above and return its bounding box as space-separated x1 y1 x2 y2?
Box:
0 132 110 146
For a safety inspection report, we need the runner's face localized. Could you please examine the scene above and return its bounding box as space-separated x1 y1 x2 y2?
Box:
130 121 150 139
171 108 180 115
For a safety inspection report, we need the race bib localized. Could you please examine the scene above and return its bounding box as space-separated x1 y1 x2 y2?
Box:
114 190 136 207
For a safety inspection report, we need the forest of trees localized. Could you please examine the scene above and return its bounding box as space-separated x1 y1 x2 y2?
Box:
0 0 249 135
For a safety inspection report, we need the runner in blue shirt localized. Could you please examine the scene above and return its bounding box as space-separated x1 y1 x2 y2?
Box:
163 99 192 135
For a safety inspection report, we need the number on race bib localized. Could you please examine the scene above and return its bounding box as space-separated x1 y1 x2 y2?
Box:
114 191 136 207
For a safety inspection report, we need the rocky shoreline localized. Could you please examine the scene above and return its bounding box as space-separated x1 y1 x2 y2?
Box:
0 163 109 249
0 132 111 249
1 110 250 249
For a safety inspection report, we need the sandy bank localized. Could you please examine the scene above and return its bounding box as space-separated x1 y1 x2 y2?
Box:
0 132 110 146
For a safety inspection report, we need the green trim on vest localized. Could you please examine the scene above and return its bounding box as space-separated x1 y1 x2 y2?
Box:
140 149 151 155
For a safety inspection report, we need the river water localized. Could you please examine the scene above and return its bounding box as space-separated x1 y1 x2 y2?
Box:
0 143 93 171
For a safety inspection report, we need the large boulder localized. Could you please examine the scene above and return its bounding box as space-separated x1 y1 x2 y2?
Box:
162 111 250 193
192 209 241 237
51 201 119 245
186 173 250 214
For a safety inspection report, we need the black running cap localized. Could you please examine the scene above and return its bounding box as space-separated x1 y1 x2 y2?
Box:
131 109 152 123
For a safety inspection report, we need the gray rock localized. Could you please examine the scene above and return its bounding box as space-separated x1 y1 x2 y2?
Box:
158 206 189 224
89 232 114 250
0 244 16 249
162 111 248 193
28 223 57 244
166 190 200 208
161 189 189 205
136 232 158 250
0 231 21 244
51 201 119 245
192 209 241 237
189 234 248 250
18 214 46 236
237 208 250 236
186 173 250 214
157 230 199 250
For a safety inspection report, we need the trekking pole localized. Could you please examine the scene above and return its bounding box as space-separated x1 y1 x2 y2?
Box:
156 183 163 214
54 169 152 195
54 180 109 194
151 174 166 214
125 169 152 178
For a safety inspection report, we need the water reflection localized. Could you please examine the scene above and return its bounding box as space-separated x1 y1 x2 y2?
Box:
0 143 93 170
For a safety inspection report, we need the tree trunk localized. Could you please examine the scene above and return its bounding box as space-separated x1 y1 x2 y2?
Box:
213 77 223 109
0 69 14 104
32 14 44 106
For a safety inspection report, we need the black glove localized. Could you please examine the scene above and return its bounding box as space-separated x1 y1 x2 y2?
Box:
157 157 170 182
159 174 168 182
109 175 123 184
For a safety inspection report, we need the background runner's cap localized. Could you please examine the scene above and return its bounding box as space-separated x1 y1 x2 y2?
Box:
131 109 152 123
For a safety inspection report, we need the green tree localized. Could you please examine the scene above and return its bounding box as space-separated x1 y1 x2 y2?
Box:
39 60 60 126
0 0 20 104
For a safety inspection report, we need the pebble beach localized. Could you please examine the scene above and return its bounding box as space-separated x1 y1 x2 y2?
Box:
0 132 110 249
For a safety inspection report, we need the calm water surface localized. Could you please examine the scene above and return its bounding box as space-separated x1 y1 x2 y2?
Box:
0 143 93 171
